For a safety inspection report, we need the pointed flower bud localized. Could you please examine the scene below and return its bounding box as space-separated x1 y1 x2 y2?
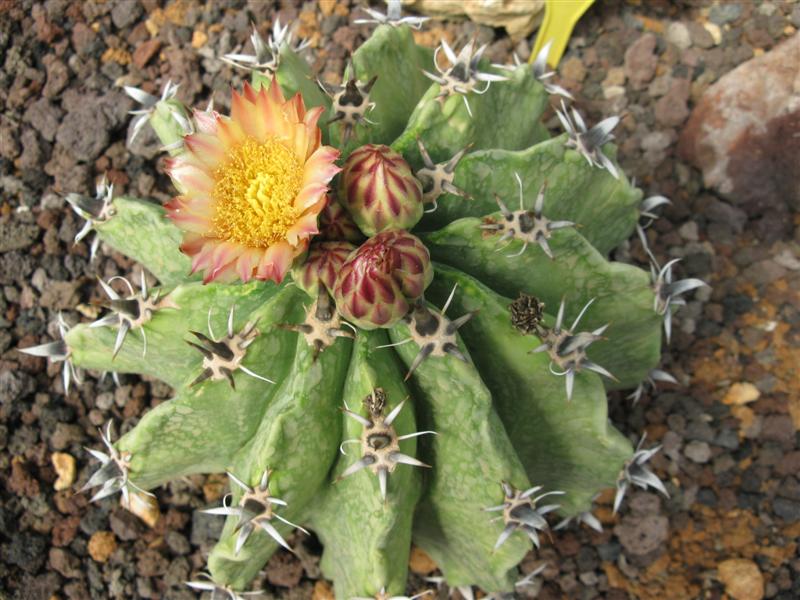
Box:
339 144 424 236
318 194 364 243
334 229 432 329
292 241 356 297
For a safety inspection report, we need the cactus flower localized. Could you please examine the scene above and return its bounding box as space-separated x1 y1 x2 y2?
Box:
334 229 432 329
165 78 340 283
339 144 424 236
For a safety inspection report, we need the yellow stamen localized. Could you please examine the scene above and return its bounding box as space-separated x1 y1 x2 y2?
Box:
212 137 304 248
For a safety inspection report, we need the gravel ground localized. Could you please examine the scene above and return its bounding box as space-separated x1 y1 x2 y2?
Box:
1 1 799 599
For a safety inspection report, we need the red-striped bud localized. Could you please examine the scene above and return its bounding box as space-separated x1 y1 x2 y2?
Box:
333 229 433 330
318 194 364 243
339 144 423 236
293 241 356 297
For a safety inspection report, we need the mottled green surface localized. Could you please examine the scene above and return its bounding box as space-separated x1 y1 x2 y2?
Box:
333 24 433 152
392 64 549 169
95 197 194 287
389 320 530 592
422 218 662 388
311 330 422 599
275 47 332 113
428 266 633 514
67 280 285 388
70 285 302 488
209 331 352 588
415 137 642 254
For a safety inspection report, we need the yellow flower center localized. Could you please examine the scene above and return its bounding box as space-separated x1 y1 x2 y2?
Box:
212 137 304 248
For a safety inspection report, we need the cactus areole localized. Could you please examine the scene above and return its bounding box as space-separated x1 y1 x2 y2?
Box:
23 13 704 600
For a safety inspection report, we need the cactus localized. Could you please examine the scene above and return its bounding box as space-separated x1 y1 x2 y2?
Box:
21 9 707 599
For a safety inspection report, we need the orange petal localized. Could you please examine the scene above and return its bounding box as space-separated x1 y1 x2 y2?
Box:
282 93 303 125
267 75 286 105
255 86 284 139
193 109 219 134
168 209 213 235
183 132 226 168
294 182 328 210
215 117 247 149
188 238 217 274
256 240 299 283
179 233 206 256
303 145 341 187
242 81 258 103
235 248 263 282
204 242 243 284
169 162 214 197
302 106 325 158
233 86 271 142
292 124 310 165
285 212 319 246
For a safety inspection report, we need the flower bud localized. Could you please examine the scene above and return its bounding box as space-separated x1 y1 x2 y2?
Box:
339 144 423 236
318 194 364 243
293 242 356 298
334 229 432 330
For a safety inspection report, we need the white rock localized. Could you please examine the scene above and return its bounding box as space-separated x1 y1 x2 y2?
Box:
666 22 692 50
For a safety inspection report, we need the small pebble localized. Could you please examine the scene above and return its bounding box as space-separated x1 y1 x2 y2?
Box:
684 440 712 463
408 545 437 575
703 22 722 45
51 452 76 491
666 22 692 50
312 580 335 600
709 3 743 25
718 558 765 600
722 382 760 406
126 491 160 528
88 531 117 563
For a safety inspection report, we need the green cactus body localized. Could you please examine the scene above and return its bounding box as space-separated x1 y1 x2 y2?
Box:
420 219 662 388
44 17 692 600
389 317 532 591
311 329 422 598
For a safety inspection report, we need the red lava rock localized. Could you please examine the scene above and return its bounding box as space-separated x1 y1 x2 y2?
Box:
49 547 81 578
760 415 795 444
106 168 130 188
71 21 97 56
42 56 70 98
51 514 81 547
55 99 110 163
624 33 658 89
33 4 64 43
23 98 63 143
557 532 581 557
9 456 40 497
654 77 691 127
614 514 669 558
776 451 800 477
332 26 359 53
137 548 169 577
133 38 161 70
266 551 304 588
0 119 20 159
53 490 87 515
678 33 800 214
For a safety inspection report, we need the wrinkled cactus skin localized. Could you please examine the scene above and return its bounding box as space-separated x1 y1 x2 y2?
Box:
50 19 689 600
